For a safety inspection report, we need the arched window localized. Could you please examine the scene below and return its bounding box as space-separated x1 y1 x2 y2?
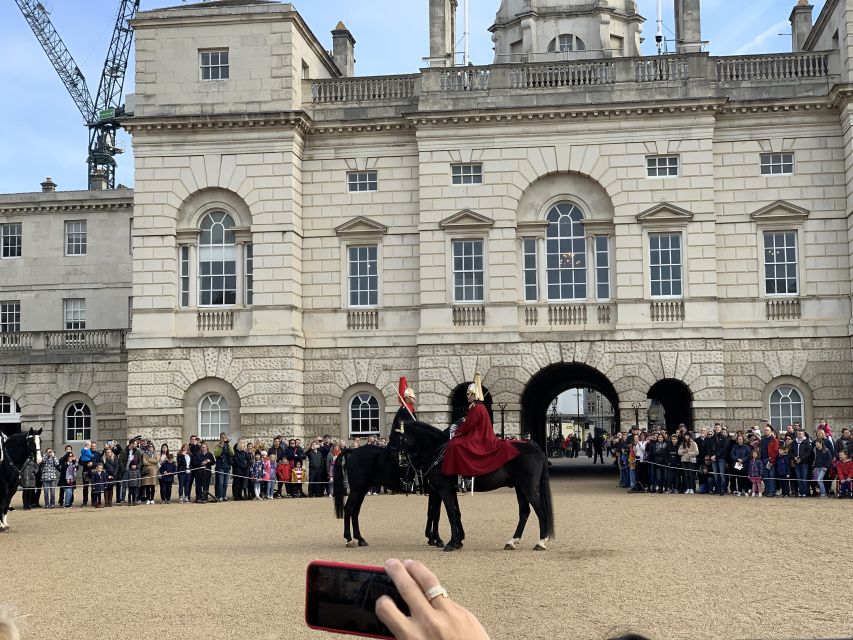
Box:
769 386 803 431
199 393 229 440
546 202 587 300
0 395 21 435
198 211 237 306
547 34 586 53
349 393 380 436
65 402 92 442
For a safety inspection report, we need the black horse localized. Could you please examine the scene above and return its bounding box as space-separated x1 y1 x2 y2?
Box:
0 428 43 533
333 445 445 549
392 421 555 552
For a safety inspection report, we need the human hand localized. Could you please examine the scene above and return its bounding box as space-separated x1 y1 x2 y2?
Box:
376 559 490 640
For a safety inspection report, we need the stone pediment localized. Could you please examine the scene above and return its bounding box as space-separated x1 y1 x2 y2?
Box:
335 216 388 238
750 201 810 225
636 203 694 227
439 209 494 231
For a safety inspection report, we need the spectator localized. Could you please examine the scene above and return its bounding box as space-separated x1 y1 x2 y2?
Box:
747 450 763 497
277 452 291 498
666 433 681 494
192 443 215 503
835 449 853 497
250 451 264 500
159 454 177 504
40 448 60 509
812 440 832 499
19 457 37 511
776 439 792 498
125 460 141 505
709 423 729 496
102 448 118 507
291 460 306 497
729 434 751 497
678 433 698 494
62 454 78 508
232 438 252 501
261 451 272 499
91 463 107 508
213 433 234 502
267 454 278 499
57 444 74 506
140 442 159 505
836 428 852 458
791 429 813 498
650 433 668 493
327 445 341 497
176 443 193 504
116 439 140 504
759 424 779 498
697 455 713 494
268 436 286 463
307 441 326 498
78 440 100 507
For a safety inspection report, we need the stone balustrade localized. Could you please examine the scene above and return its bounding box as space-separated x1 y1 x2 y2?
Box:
347 310 379 330
310 74 418 103
0 330 127 352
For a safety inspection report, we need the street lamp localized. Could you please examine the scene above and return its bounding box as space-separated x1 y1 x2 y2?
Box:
498 402 507 439
632 402 641 430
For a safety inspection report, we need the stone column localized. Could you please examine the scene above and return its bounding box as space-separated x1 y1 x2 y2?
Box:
789 1 814 53
674 0 703 54
428 0 454 67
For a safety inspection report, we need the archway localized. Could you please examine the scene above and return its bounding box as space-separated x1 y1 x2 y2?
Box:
647 379 693 433
520 363 619 446
449 383 493 426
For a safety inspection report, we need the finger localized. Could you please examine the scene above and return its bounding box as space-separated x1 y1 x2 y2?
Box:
376 595 414 639
384 558 431 618
403 559 451 609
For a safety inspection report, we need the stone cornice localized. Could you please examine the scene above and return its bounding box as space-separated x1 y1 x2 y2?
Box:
309 119 415 136
124 111 313 136
0 195 133 215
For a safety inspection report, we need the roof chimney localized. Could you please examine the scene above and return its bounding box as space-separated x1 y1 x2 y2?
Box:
674 0 704 54
790 1 814 52
40 177 57 192
332 21 356 77
88 169 108 191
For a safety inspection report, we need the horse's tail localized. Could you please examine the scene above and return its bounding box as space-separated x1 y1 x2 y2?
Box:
333 451 349 519
539 462 556 539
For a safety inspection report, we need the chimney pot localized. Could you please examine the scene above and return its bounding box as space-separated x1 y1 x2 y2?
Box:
40 177 57 192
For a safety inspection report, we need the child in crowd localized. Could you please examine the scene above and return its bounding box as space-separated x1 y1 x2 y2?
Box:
62 455 78 508
291 460 306 497
812 440 833 498
41 449 60 509
91 463 107 508
276 455 290 498
267 454 277 499
697 456 713 494
836 450 853 498
159 454 177 504
748 449 763 497
251 452 264 500
261 451 272 500
125 461 141 505
776 441 791 497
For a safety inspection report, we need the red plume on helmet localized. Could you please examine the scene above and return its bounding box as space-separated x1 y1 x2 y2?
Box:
398 376 415 414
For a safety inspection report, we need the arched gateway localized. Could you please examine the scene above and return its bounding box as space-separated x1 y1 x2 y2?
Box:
520 363 619 445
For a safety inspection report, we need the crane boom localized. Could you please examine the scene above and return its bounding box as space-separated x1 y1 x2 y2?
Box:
14 0 95 123
94 0 139 115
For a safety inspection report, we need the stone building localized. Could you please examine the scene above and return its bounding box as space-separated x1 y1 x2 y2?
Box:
0 183 132 450
4 0 853 450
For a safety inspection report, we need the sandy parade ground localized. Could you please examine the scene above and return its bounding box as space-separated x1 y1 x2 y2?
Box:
1 459 851 640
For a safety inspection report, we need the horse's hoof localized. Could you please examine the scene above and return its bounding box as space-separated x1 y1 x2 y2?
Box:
357 539 369 547
504 544 516 550
434 538 445 548
533 544 547 551
345 540 358 548
443 541 462 552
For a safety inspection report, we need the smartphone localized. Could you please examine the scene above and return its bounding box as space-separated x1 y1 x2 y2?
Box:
305 560 409 639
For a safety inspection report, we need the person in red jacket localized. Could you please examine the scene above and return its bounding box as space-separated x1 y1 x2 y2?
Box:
442 378 519 477
835 450 853 498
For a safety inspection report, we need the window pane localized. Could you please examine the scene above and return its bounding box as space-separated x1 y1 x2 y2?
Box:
198 212 238 307
763 231 798 296
452 240 484 302
349 392 380 435
649 233 682 298
348 244 379 307
545 202 586 301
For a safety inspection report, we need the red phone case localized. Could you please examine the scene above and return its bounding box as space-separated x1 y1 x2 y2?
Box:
305 560 396 640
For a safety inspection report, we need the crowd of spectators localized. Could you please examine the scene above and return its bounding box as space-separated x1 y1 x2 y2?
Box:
15 432 389 509
609 420 853 498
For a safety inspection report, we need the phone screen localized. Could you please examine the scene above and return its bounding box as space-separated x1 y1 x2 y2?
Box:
305 561 410 639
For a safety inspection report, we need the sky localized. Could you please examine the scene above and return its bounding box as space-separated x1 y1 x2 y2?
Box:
0 0 826 193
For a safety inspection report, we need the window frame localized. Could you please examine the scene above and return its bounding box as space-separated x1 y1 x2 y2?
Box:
451 238 485 303
0 395 20 425
64 220 87 256
1 222 21 259
65 401 92 443
198 393 230 441
200 49 229 81
347 244 379 308
451 163 483 186
347 171 378 193
547 34 586 53
349 392 381 437
245 243 254 306
197 211 238 308
768 385 804 432
63 298 86 330
594 236 611 301
646 155 680 178
760 152 794 176
545 201 588 302
648 231 684 299
0 300 21 334
180 245 190 308
762 230 799 297
522 238 538 303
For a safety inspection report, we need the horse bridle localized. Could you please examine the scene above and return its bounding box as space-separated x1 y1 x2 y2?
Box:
1 434 36 482
393 426 448 489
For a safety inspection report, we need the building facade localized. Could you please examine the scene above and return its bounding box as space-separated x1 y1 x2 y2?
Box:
5 0 853 449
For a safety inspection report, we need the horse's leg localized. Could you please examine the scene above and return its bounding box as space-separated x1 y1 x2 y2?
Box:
349 490 369 547
440 486 464 552
520 477 549 551
342 492 357 547
504 487 530 550
425 490 444 547
0 490 9 532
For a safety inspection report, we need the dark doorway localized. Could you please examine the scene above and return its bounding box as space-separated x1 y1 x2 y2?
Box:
647 379 693 432
450 383 492 425
520 363 620 446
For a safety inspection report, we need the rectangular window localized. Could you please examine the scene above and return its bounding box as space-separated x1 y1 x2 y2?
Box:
63 298 86 330
646 155 679 178
522 238 537 302
0 301 20 333
452 239 484 302
65 220 87 256
180 246 190 308
760 153 794 175
245 243 254 305
451 163 483 185
649 233 682 298
764 231 798 295
595 236 610 300
347 171 378 193
348 245 378 307
1 223 21 258
200 49 229 81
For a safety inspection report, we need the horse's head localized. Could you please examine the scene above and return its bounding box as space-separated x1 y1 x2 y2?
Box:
26 428 43 465
390 421 447 458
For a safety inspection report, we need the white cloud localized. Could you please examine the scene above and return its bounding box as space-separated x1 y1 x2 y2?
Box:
734 20 790 56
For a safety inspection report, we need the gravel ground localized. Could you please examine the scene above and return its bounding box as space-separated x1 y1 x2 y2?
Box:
2 463 851 640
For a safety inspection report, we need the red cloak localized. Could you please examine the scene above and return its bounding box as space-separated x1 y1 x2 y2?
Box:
442 402 520 476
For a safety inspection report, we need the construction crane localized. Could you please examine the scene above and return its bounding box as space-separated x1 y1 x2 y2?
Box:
14 0 140 190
